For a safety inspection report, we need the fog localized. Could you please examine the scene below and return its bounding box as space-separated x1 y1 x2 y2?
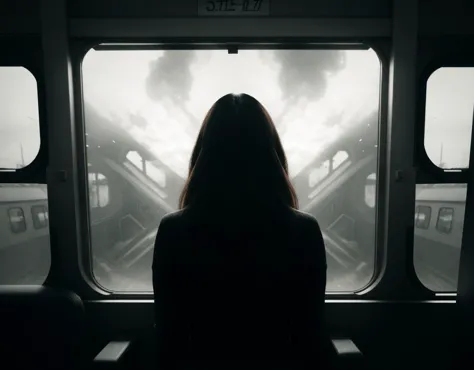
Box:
79 49 381 177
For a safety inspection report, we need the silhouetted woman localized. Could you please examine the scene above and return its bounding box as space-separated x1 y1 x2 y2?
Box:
153 93 333 369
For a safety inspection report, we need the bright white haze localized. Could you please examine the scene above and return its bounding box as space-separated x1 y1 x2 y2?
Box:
81 49 381 178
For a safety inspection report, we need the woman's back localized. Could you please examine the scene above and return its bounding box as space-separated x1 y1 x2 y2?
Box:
153 205 329 367
153 93 333 369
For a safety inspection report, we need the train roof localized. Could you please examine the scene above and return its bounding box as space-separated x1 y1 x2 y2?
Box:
0 184 48 203
416 186 467 203
293 110 378 177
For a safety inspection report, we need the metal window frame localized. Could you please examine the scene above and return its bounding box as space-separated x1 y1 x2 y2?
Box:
361 0 435 300
31 204 48 229
0 38 48 184
411 39 474 294
435 207 454 234
70 18 391 39
41 0 98 293
8 207 27 234
72 39 388 298
415 39 474 184
415 205 432 230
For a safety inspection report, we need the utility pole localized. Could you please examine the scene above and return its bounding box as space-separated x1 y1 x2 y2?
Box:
439 143 444 168
18 143 25 168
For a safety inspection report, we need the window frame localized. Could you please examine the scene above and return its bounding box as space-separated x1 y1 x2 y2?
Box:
0 39 49 184
8 207 27 233
416 43 474 185
0 39 51 286
72 39 388 298
364 172 377 208
88 171 110 209
420 65 474 175
308 150 350 189
31 204 48 229
415 205 432 229
436 206 454 234
413 41 474 295
126 151 168 189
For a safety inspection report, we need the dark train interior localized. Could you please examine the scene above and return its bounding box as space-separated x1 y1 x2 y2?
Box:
1 0 474 369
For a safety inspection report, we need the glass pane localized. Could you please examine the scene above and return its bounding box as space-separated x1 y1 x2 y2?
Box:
31 205 48 229
415 205 431 229
424 67 474 169
333 151 349 169
309 160 330 187
436 207 454 234
365 173 376 208
0 67 40 170
414 184 465 292
8 207 26 233
89 172 109 208
0 184 50 284
83 48 381 292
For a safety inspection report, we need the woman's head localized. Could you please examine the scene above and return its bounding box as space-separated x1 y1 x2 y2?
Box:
179 93 298 210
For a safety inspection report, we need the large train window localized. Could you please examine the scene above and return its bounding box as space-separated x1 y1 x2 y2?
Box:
413 184 466 292
414 205 431 229
424 67 474 169
436 207 454 234
8 207 26 233
82 47 381 292
0 67 40 170
0 184 50 285
31 205 48 229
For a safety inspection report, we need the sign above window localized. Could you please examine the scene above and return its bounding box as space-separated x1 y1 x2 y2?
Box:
198 0 270 16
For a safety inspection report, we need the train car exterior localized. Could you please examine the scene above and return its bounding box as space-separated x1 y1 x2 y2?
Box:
0 184 49 283
414 185 466 291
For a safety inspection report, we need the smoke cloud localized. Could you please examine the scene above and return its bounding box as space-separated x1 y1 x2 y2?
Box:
146 51 197 103
271 50 346 102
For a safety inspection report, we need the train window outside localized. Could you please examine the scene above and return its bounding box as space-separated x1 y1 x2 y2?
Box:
424 67 474 169
88 172 109 208
308 151 349 189
365 173 376 208
31 205 48 229
437 207 454 234
126 151 167 188
82 48 381 292
1 184 50 284
0 67 40 170
309 160 330 187
414 205 431 229
8 207 26 233
413 184 465 292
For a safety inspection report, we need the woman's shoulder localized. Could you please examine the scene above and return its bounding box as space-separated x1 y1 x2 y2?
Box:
158 209 185 232
288 208 322 230
289 210 326 263
161 209 185 222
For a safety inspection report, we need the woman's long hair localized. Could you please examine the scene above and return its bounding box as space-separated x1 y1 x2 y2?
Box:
178 93 298 210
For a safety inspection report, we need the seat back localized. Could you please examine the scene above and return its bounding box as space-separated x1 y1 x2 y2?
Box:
0 285 85 370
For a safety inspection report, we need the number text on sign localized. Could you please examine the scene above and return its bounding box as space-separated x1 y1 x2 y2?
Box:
198 0 270 16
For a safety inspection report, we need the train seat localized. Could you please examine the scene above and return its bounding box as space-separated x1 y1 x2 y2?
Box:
332 339 364 370
0 285 85 370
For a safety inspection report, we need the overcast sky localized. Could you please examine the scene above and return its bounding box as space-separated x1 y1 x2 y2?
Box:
0 51 472 174
0 68 40 169
425 67 474 168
